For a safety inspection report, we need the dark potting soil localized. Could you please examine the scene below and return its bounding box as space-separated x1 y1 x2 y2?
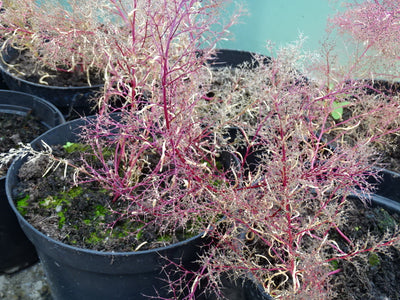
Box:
5 49 104 87
0 112 48 177
380 134 400 174
330 198 400 300
11 144 193 253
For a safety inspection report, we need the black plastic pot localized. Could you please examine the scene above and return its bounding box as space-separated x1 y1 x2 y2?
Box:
5 117 208 299
0 90 65 274
207 49 271 69
0 71 9 90
207 49 307 86
0 176 38 274
0 46 103 118
363 168 400 212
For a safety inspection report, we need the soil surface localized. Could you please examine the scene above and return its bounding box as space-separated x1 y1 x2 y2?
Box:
0 112 48 176
3 48 104 87
12 143 192 253
331 199 400 299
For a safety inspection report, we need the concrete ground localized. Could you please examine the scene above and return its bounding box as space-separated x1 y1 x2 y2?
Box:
0 263 52 300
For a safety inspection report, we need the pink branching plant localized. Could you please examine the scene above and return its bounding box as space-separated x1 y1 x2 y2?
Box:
76 0 239 262
183 44 400 298
0 0 117 85
326 0 400 169
71 2 240 296
329 0 400 81
5 0 400 298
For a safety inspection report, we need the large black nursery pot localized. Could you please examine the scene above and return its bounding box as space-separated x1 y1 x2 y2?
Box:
0 90 65 274
0 46 103 118
5 117 209 300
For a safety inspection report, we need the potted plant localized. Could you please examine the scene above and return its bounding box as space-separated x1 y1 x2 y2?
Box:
5 0 400 298
0 0 112 117
0 89 65 274
3 0 240 299
184 39 400 298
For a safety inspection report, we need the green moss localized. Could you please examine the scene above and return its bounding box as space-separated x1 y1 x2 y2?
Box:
40 187 81 208
57 211 66 228
377 208 396 232
67 186 83 198
63 142 114 164
38 188 83 228
63 142 90 153
368 253 381 267
135 227 144 240
157 235 172 242
94 205 107 218
86 232 104 244
16 195 30 216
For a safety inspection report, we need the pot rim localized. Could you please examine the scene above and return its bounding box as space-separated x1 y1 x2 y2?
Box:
0 47 103 91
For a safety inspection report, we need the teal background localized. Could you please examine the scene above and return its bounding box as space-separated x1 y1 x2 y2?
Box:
219 0 351 56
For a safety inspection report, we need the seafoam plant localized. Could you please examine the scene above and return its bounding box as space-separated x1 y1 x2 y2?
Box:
71 1 241 297
187 40 400 299
329 0 400 81
0 0 117 86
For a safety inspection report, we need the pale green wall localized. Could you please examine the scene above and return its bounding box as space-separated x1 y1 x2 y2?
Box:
219 0 350 56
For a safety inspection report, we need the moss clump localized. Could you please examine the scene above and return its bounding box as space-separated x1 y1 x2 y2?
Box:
368 252 381 268
39 187 84 228
376 208 397 232
16 195 30 216
157 235 173 243
62 142 90 153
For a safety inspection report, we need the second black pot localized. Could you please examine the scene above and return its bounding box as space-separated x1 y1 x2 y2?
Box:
0 90 65 274
0 47 103 118
6 117 208 299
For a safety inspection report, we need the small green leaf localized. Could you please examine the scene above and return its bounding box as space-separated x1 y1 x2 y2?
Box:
331 101 350 120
